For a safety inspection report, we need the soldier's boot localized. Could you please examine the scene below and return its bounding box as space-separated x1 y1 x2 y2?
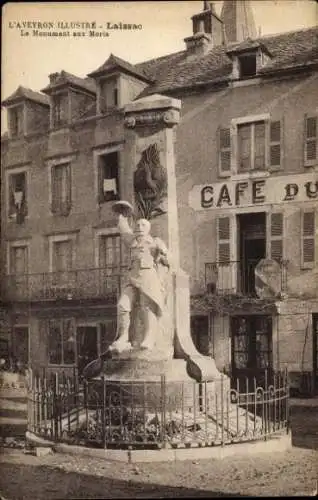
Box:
140 307 157 350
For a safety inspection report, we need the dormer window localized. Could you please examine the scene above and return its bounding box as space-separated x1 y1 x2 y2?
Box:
99 77 119 113
52 93 69 128
239 53 257 78
9 105 24 138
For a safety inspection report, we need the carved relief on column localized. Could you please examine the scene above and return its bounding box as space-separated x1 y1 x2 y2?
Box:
124 108 179 129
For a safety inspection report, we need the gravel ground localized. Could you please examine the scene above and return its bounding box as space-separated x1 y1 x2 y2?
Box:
0 445 317 498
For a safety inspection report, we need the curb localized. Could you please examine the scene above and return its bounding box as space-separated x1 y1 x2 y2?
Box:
26 431 292 463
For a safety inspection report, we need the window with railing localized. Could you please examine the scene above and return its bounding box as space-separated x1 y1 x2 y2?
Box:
51 163 71 215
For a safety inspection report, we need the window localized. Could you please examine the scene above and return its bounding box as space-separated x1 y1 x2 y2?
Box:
100 78 118 113
9 244 28 275
238 121 266 171
239 54 257 78
98 152 119 203
8 171 28 221
304 115 317 167
301 210 316 269
52 239 73 272
52 93 68 127
220 117 282 176
48 319 75 365
9 106 24 137
51 163 71 215
99 234 121 270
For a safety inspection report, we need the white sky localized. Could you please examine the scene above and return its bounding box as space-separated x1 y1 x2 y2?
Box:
2 1 317 102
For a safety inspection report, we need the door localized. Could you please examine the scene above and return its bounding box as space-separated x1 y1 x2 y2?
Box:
231 315 272 388
242 237 266 295
77 326 98 375
313 314 318 395
12 326 29 371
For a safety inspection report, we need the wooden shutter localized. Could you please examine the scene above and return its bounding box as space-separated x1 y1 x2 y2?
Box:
219 127 231 176
8 174 15 216
217 216 231 263
269 212 284 263
51 166 57 213
269 120 281 169
304 115 317 166
301 210 315 268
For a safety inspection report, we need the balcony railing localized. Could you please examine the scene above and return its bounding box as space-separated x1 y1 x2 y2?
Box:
205 260 288 297
2 267 128 303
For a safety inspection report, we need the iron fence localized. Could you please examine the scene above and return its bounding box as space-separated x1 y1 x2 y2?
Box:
205 260 288 297
27 369 289 449
3 266 128 302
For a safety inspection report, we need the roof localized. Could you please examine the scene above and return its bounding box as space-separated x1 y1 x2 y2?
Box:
88 53 153 83
41 70 96 95
2 86 49 106
134 26 318 96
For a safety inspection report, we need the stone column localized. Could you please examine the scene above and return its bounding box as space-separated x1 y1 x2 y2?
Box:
123 94 223 383
123 94 181 269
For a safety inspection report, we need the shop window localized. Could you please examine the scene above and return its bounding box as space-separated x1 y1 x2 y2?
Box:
48 319 75 365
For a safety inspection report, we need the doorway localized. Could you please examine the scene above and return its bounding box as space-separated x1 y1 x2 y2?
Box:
313 314 318 395
237 213 266 295
12 326 29 370
77 326 98 375
231 315 272 387
191 315 209 355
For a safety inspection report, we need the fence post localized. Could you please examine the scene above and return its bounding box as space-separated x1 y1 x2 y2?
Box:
160 375 166 448
102 375 107 449
53 372 59 440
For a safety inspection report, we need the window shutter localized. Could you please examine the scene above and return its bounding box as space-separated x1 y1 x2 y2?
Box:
51 166 57 213
270 212 284 262
219 127 231 175
217 216 231 263
301 210 315 268
8 174 15 216
97 157 104 203
65 164 72 213
269 120 281 169
22 172 28 216
304 115 317 166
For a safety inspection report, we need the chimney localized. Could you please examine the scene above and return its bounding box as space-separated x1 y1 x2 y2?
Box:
184 1 224 55
49 72 60 84
221 0 257 43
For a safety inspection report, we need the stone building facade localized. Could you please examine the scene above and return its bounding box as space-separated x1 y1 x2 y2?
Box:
1 1 317 392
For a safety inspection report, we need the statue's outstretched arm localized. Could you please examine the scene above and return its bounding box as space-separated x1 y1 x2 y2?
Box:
118 214 134 246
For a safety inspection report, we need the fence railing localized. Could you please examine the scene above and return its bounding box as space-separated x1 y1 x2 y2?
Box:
27 369 289 449
205 260 288 297
3 266 129 302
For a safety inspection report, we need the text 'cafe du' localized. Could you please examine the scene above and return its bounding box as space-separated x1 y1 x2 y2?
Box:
188 173 318 211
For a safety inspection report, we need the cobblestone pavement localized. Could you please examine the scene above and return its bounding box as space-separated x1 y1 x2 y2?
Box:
0 444 317 498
